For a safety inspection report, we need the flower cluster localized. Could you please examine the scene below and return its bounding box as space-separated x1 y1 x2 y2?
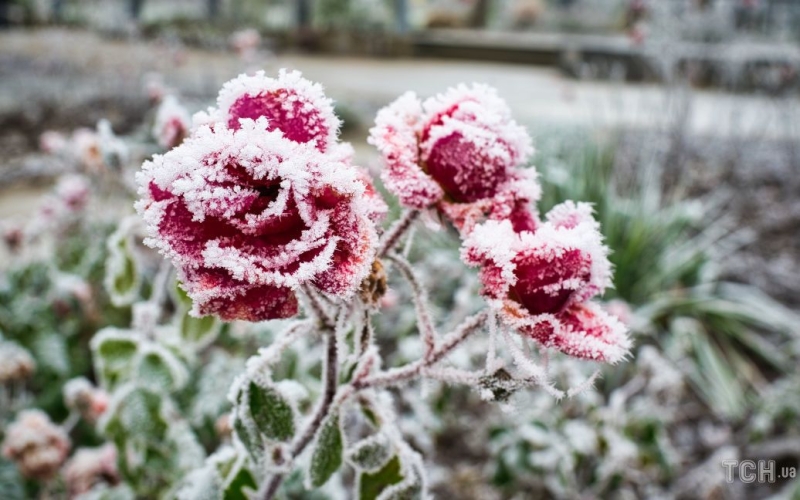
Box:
1 410 71 480
137 70 385 321
368 84 539 233
371 84 630 363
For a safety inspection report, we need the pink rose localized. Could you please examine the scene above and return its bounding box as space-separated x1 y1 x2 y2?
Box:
369 84 538 233
137 71 381 321
462 202 630 363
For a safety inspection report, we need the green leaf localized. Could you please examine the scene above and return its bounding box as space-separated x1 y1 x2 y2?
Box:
135 346 188 393
223 464 257 500
105 387 167 440
308 414 344 488
346 434 393 473
248 382 295 442
105 223 141 307
180 312 220 347
92 329 139 388
358 456 404 500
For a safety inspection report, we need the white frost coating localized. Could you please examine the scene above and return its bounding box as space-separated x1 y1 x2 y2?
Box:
421 83 533 166
211 69 341 149
134 341 190 391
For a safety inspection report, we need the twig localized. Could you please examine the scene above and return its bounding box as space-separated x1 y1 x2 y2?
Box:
354 311 488 391
378 210 420 258
260 327 339 500
385 253 436 359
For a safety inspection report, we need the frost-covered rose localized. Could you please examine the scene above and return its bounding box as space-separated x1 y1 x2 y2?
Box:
462 202 630 362
0 341 36 383
137 71 381 321
1 410 71 480
369 84 538 232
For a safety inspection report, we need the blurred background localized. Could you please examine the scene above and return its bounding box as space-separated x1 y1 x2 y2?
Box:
1 1 800 499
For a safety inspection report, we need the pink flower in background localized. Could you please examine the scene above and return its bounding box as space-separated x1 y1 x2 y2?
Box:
1 410 71 480
70 128 103 172
369 84 538 232
63 444 119 496
230 28 261 61
39 130 68 155
55 175 91 213
153 95 191 149
137 72 381 321
64 377 109 423
462 202 630 363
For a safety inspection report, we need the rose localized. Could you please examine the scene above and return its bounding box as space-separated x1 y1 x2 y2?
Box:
137 71 381 321
462 202 630 363
369 84 538 233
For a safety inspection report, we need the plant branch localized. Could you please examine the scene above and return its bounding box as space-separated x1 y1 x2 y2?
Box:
260 325 339 500
385 253 436 359
354 310 488 390
378 209 420 258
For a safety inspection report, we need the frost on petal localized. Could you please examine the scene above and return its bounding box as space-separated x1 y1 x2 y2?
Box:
369 92 443 209
545 200 598 230
523 302 632 363
440 169 541 235
136 118 378 322
420 83 533 170
216 69 340 152
354 167 388 223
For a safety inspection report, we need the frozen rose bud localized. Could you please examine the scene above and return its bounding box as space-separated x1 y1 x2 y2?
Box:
369 84 538 231
215 413 232 439
55 175 91 212
64 377 108 423
3 224 24 252
136 117 378 322
143 72 167 104
1 410 71 480
462 203 630 363
63 444 119 496
0 341 36 383
70 128 103 173
198 69 341 153
39 130 68 155
153 95 191 149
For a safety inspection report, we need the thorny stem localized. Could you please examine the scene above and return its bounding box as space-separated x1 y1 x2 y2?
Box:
261 324 339 500
302 285 335 328
378 209 420 258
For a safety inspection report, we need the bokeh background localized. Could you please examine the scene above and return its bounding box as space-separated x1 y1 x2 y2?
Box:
1 1 800 499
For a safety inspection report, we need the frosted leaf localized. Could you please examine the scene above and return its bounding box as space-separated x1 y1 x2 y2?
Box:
136 114 379 322
104 216 142 307
346 433 394 473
